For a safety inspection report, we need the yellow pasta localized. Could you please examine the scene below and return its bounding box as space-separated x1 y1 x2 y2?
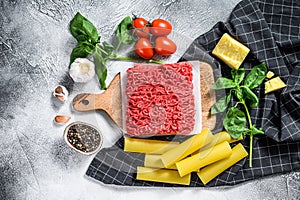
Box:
124 137 179 154
136 166 191 186
192 131 242 154
144 154 177 170
176 141 232 177
197 143 248 185
160 128 214 168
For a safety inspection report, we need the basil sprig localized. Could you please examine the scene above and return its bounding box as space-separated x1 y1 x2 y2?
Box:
211 62 267 167
69 13 163 89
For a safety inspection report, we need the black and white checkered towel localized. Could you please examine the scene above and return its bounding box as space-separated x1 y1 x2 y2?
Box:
86 0 300 187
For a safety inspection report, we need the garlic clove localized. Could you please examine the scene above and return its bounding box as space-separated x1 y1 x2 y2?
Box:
54 115 71 124
53 85 69 102
69 58 95 83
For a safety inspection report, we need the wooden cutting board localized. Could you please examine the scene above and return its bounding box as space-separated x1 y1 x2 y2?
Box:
72 61 216 131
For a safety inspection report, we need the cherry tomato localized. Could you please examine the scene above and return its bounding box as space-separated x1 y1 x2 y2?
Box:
155 37 177 56
151 19 172 36
135 38 154 59
133 18 150 38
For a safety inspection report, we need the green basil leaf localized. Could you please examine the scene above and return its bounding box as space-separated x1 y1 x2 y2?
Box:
231 68 245 84
251 125 264 136
70 12 99 44
70 41 94 65
233 88 244 101
212 77 237 90
243 86 259 107
116 16 134 45
211 92 231 115
223 107 247 139
99 41 115 58
94 52 107 89
244 62 267 89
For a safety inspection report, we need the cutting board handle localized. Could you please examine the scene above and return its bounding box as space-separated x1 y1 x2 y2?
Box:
72 93 106 111
72 74 121 112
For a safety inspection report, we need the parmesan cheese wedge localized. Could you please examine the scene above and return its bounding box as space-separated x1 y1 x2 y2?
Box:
212 33 250 70
136 166 191 185
176 141 232 177
265 77 286 94
197 143 248 185
266 71 275 79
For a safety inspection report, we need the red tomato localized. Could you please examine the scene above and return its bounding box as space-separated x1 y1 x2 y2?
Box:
133 18 150 38
155 37 177 56
151 19 172 36
135 38 154 59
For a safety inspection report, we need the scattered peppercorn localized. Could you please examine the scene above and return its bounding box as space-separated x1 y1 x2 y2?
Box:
66 123 101 153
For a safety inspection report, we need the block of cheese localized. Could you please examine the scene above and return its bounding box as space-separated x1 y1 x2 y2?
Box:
124 137 179 154
160 128 214 168
265 77 286 94
212 33 250 70
136 166 191 185
197 143 248 185
176 141 232 177
144 154 177 170
266 71 275 79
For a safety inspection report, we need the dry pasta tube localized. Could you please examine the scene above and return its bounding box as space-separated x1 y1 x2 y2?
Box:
160 128 214 168
197 143 248 185
136 166 191 186
176 141 232 177
193 131 243 154
144 154 177 170
124 137 179 154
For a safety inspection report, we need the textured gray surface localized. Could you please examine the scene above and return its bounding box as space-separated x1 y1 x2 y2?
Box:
0 0 299 199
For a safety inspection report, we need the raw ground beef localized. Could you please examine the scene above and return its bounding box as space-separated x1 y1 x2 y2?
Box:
126 62 195 136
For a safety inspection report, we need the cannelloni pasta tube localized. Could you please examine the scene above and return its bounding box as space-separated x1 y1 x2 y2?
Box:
197 143 248 184
124 137 179 154
160 128 214 168
176 141 232 177
136 166 191 185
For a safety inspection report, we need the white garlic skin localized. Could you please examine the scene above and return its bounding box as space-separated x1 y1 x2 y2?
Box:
53 85 69 102
69 58 95 83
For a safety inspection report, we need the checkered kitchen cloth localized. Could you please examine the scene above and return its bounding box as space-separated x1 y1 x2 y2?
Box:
86 0 300 187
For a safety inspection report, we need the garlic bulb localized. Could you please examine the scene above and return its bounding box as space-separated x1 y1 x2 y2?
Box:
53 85 69 102
69 58 95 83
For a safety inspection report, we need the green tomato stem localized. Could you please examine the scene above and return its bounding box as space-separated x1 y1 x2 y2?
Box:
95 44 109 55
115 41 122 53
112 56 164 64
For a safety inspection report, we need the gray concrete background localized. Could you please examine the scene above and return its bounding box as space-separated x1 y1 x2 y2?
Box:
0 0 299 199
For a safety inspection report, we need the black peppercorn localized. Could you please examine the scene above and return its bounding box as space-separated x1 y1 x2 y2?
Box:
65 122 102 154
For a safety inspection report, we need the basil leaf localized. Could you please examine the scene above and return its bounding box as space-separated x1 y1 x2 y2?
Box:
94 52 107 89
233 88 244 101
250 125 264 136
244 62 267 89
70 12 99 44
116 16 134 45
98 41 115 58
212 78 237 90
70 41 94 64
231 68 245 84
243 86 259 107
211 92 231 115
223 107 247 139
